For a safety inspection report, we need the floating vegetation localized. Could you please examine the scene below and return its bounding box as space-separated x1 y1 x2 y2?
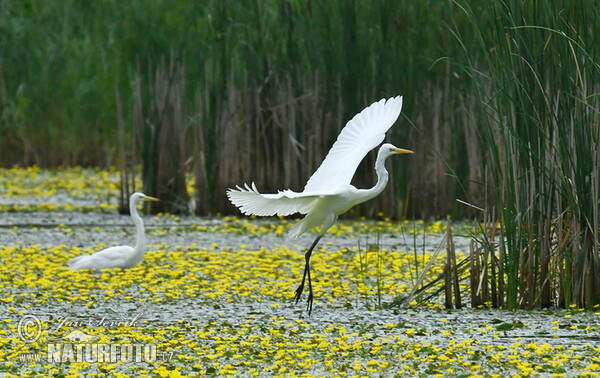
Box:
1 240 600 376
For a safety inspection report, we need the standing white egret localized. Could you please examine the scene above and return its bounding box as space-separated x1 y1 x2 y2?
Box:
68 192 159 270
227 96 413 314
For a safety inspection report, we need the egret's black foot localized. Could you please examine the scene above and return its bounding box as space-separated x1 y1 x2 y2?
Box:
294 283 305 305
306 289 314 315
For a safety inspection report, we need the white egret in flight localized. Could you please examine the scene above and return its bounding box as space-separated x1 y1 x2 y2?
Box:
227 96 413 314
68 192 159 270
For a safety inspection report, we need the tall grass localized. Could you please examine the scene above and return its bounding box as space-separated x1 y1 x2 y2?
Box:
445 0 600 308
139 57 190 214
0 0 466 217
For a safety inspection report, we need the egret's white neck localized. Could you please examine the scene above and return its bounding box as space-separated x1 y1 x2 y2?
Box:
130 198 145 256
360 147 391 202
373 148 391 193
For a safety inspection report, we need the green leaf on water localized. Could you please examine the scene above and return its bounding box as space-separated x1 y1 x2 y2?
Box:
496 322 514 331
205 367 216 375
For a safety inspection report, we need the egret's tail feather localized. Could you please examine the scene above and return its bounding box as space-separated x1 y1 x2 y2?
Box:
288 219 305 238
68 255 89 269
68 256 84 266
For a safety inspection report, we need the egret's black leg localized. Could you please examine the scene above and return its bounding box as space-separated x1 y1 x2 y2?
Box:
305 259 314 314
294 235 322 314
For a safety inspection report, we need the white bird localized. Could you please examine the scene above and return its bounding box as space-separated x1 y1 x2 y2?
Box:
227 96 413 314
68 192 159 270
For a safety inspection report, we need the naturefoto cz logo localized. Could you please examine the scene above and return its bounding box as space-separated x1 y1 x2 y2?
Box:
17 314 163 364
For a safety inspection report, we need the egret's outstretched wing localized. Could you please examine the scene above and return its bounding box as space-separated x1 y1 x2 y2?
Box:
227 183 320 217
304 96 403 192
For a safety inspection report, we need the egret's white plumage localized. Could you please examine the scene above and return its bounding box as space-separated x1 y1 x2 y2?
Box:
227 95 413 314
68 192 159 270
303 96 404 193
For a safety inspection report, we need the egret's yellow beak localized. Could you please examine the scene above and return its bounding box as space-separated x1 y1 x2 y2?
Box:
394 148 414 154
142 195 160 202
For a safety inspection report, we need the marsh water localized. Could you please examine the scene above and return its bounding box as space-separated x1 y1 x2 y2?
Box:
2 211 597 347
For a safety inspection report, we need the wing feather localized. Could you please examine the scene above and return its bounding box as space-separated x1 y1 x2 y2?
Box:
304 96 403 192
227 182 320 216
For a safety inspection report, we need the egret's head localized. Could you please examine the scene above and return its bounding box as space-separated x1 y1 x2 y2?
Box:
131 192 160 202
380 143 413 158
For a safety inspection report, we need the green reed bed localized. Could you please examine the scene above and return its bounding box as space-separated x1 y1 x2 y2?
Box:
1 1 477 216
442 0 600 309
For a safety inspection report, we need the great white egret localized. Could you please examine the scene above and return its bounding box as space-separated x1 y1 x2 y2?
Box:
68 192 159 270
227 96 412 314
